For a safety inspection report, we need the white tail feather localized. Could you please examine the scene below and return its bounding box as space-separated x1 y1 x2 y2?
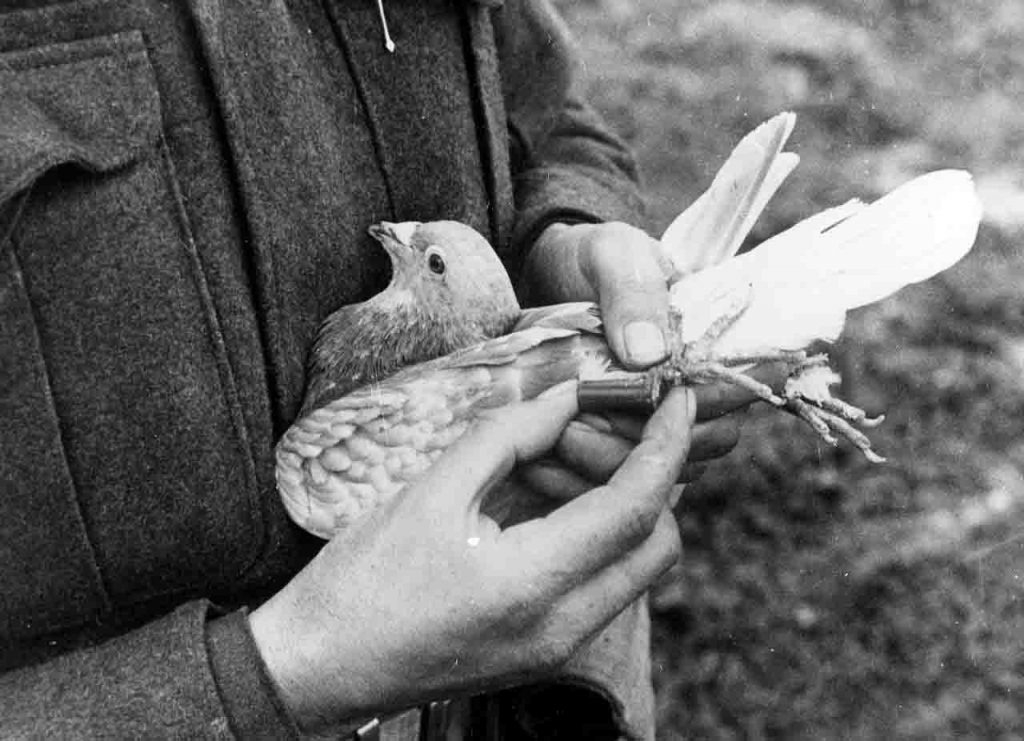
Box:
802 170 982 309
672 169 982 355
660 112 798 275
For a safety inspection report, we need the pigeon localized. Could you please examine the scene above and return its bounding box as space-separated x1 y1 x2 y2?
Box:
276 112 983 539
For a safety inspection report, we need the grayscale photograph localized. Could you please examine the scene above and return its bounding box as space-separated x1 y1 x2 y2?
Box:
0 0 1018 738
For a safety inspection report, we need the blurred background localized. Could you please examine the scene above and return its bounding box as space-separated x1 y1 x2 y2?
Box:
553 0 1024 737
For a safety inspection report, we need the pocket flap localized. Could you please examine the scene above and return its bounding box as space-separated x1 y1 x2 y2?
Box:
0 31 160 205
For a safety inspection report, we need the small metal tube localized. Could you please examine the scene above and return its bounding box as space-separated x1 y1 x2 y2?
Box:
577 373 664 413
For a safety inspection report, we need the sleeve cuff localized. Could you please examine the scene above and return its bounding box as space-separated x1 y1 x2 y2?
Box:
510 164 648 259
205 607 303 739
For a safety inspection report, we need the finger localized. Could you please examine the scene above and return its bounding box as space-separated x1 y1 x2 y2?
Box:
583 227 670 370
518 458 706 503
576 411 738 454
507 387 694 577
689 416 741 461
563 415 739 479
412 381 578 516
518 458 593 502
581 506 681 605
555 420 634 484
668 483 686 508
679 463 708 485
578 382 756 436
535 507 681 636
574 411 644 442
488 509 681 679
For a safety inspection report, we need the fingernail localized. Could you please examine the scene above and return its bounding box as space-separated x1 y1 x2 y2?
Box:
623 321 666 366
645 386 694 441
685 387 697 423
538 379 577 399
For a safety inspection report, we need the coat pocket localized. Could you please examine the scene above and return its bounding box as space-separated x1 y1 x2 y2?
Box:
0 31 264 641
0 32 158 204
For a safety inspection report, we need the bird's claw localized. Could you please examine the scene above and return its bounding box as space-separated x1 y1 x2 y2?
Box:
654 360 787 406
658 297 792 406
780 357 886 462
657 350 887 463
583 300 887 462
580 352 886 462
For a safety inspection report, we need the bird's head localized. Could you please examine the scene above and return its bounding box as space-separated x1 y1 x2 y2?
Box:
368 220 520 340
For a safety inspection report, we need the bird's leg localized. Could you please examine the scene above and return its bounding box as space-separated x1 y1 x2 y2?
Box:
662 304 886 461
580 294 887 462
690 352 887 462
681 360 788 406
653 292 805 406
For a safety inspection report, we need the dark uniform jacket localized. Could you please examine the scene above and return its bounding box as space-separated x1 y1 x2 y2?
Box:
0 0 644 735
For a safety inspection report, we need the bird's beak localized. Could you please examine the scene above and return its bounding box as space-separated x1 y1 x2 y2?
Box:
368 221 420 264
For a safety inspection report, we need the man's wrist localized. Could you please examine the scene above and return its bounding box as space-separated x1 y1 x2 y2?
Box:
246 599 350 733
204 607 304 736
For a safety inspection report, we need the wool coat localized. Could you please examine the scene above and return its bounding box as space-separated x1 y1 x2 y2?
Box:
0 0 647 736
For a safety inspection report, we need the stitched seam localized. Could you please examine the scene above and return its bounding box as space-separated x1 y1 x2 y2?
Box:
6 216 115 617
185 3 302 437
1 48 162 178
0 180 34 250
0 48 146 74
156 130 267 581
181 2 286 445
461 5 500 244
321 0 398 219
0 30 147 73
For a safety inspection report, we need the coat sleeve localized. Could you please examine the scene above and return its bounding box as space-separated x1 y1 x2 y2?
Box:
0 602 301 739
493 0 647 253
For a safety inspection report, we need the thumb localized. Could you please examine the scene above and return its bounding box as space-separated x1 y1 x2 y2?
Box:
410 381 579 519
583 225 672 370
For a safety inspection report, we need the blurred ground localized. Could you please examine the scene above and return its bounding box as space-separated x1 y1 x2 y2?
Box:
553 1 1024 737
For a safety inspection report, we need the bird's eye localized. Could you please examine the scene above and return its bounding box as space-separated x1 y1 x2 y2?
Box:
426 247 447 275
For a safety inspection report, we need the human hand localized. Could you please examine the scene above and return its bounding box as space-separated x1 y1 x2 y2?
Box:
517 363 789 504
520 222 778 495
250 382 695 732
524 221 672 369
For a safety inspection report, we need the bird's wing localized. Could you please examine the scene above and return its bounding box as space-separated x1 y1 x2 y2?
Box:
512 301 602 333
660 112 799 275
670 170 982 356
277 325 608 538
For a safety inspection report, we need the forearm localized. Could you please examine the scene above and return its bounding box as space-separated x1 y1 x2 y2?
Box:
495 0 646 259
509 108 647 256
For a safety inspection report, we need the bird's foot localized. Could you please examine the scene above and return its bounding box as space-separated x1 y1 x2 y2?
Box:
656 351 886 462
579 352 886 462
654 355 789 406
580 297 886 461
780 355 886 462
655 289 793 404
